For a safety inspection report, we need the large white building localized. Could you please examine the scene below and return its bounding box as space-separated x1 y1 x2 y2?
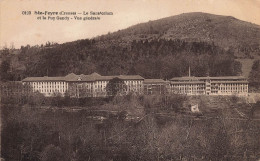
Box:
169 76 248 96
22 72 144 97
22 76 68 96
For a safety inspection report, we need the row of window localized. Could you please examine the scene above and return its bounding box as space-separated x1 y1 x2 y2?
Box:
31 82 67 85
125 81 143 85
218 87 247 91
35 89 66 93
214 84 248 86
219 90 248 93
172 84 205 87
33 85 66 89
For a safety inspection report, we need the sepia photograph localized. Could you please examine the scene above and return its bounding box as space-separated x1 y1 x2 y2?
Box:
1 0 260 160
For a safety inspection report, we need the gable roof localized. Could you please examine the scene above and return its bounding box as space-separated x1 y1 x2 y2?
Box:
90 72 101 77
22 72 144 82
64 73 78 81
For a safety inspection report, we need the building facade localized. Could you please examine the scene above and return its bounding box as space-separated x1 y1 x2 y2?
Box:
22 76 68 97
22 72 144 97
169 76 248 96
21 73 249 97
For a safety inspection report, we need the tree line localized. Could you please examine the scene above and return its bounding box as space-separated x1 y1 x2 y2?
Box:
0 39 242 81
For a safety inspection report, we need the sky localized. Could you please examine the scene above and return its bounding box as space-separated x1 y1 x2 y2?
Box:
1 0 260 49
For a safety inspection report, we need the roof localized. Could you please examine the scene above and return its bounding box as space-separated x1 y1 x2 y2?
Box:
64 73 78 81
117 75 144 80
211 81 248 84
90 72 101 77
144 79 166 84
94 75 115 81
22 72 144 82
170 81 205 84
170 76 247 81
198 76 246 80
22 76 66 82
170 76 199 81
93 75 144 81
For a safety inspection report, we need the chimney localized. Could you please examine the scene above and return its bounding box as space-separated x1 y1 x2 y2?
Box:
189 66 191 77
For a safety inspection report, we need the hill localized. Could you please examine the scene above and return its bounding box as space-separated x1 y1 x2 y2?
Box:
96 12 260 58
0 12 260 85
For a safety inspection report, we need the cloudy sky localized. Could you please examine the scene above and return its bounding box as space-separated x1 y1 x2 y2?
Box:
1 0 260 48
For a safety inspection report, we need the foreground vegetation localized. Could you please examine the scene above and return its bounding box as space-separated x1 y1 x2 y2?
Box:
2 93 260 161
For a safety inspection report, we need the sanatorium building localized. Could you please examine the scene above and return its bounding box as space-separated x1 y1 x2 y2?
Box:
18 72 249 97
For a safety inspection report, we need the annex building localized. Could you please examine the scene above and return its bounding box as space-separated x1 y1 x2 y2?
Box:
169 76 248 96
144 79 169 95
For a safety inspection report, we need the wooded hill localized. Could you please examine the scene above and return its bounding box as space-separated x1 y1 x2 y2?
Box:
95 12 260 58
1 39 241 80
1 12 260 85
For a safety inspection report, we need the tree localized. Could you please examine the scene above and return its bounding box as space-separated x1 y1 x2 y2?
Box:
249 60 260 92
51 91 63 107
106 77 127 97
27 91 45 107
0 60 12 81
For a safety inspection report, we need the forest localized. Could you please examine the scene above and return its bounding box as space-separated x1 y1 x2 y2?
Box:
1 39 242 82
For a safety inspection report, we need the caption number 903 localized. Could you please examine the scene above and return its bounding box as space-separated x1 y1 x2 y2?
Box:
22 11 31 15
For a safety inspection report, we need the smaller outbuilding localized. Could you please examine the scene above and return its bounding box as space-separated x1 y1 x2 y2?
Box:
143 79 168 95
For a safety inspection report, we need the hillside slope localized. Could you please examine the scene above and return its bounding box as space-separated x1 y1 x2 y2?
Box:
96 12 260 58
